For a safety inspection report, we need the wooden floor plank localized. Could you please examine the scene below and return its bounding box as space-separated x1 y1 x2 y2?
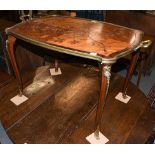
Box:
60 75 153 144
0 62 154 144
0 71 12 88
0 63 85 129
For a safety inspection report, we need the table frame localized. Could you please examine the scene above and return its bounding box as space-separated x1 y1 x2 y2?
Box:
6 17 148 140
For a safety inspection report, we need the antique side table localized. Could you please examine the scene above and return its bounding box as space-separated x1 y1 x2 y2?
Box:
5 15 146 142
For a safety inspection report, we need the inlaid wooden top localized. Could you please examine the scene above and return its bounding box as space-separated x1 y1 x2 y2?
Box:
6 15 143 62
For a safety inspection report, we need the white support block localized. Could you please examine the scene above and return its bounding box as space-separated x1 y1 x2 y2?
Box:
86 131 109 144
49 68 62 76
10 95 28 106
115 92 131 104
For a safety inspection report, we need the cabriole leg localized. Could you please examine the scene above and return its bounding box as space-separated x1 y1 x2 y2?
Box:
122 52 140 98
55 59 58 72
94 64 111 139
7 36 23 96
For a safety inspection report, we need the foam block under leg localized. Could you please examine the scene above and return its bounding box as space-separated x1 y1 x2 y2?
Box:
115 92 131 104
10 95 28 106
50 68 62 76
86 131 109 144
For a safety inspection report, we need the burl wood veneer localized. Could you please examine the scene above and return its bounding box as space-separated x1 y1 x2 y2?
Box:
6 15 143 59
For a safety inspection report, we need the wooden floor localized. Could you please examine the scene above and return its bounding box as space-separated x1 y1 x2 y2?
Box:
0 71 13 88
0 62 154 144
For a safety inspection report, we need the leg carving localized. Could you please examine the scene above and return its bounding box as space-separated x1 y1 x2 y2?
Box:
94 64 111 139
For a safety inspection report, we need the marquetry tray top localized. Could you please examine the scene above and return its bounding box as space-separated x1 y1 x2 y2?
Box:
6 15 143 63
